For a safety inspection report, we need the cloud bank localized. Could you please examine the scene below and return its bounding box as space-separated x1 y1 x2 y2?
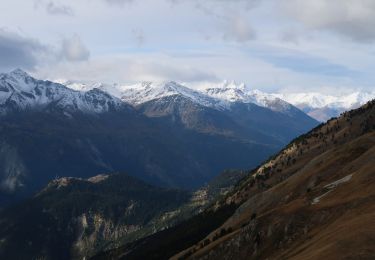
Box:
282 0 375 42
1 0 374 93
0 29 48 71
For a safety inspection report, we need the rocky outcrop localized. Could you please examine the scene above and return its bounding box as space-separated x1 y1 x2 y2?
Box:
73 213 140 258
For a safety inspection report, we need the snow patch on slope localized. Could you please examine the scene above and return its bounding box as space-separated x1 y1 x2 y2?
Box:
312 174 353 204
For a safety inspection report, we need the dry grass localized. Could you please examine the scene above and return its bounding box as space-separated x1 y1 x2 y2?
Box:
172 101 375 260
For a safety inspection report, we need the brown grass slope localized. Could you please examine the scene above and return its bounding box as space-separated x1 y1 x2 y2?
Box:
174 100 375 260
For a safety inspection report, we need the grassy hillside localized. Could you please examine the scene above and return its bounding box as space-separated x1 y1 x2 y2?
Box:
174 100 375 260
97 100 374 260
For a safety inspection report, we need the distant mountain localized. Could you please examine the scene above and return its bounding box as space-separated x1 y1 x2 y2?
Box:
64 80 316 143
63 79 374 122
197 81 374 122
276 91 375 121
0 70 318 206
201 80 295 114
100 100 375 260
62 80 298 116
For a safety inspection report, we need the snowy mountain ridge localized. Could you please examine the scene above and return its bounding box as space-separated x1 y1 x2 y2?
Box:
4 70 286 117
275 91 375 110
0 69 125 115
61 79 294 114
62 78 374 112
60 80 230 110
198 80 294 113
273 91 375 121
2 69 373 121
55 76 375 121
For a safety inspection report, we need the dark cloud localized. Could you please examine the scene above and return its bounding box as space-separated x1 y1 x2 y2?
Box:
0 29 48 71
0 29 90 74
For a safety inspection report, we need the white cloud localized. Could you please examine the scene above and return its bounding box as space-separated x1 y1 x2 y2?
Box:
61 34 90 61
34 0 74 16
37 52 218 84
1 0 375 93
132 28 145 46
223 16 256 42
103 0 134 6
281 0 375 42
46 1 74 16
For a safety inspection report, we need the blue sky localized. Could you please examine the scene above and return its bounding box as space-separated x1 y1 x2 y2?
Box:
1 0 375 93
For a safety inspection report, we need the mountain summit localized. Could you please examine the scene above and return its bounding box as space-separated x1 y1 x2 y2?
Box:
0 69 127 115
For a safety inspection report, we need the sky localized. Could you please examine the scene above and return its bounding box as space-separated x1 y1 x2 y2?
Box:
1 0 375 94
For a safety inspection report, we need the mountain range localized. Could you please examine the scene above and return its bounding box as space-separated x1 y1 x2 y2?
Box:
276 91 375 122
0 69 373 260
61 79 375 122
0 69 317 206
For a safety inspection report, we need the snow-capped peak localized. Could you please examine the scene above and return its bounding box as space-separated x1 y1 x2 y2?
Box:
0 69 125 115
221 80 247 91
9 68 31 78
117 81 227 109
54 79 229 109
198 80 293 112
8 71 371 122
276 91 375 110
204 81 249 103
1 68 37 93
273 91 375 121
62 79 295 113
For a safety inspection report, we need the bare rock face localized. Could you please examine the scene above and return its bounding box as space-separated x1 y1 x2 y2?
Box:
87 174 109 183
0 173 194 259
0 141 27 194
73 213 140 258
